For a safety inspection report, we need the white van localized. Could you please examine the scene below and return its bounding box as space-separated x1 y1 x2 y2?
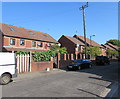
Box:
0 53 17 85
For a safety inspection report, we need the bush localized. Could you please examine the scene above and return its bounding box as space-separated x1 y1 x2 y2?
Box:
16 51 29 55
32 50 55 62
32 44 68 62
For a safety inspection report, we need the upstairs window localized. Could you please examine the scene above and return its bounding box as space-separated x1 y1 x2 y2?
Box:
28 31 35 35
10 39 15 45
37 42 43 47
43 35 48 37
9 27 15 32
32 41 36 47
20 40 25 46
47 44 51 47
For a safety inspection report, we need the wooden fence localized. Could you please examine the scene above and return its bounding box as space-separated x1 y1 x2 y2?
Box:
16 55 31 73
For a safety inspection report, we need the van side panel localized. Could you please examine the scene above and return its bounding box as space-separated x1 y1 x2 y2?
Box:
0 53 16 76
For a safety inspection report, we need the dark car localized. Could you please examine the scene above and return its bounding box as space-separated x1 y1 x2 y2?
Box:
95 56 110 65
67 59 93 70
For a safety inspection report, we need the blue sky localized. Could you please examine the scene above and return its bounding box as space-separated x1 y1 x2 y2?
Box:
2 2 118 44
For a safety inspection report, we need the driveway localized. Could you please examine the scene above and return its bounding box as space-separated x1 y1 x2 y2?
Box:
1 61 119 98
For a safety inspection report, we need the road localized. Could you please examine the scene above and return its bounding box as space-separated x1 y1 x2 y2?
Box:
1 61 119 98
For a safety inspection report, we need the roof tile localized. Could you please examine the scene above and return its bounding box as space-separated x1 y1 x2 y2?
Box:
0 23 58 43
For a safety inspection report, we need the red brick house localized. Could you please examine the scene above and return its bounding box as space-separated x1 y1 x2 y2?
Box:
58 35 106 56
58 35 85 54
73 35 101 47
104 43 119 51
101 44 115 51
73 35 106 56
0 23 58 52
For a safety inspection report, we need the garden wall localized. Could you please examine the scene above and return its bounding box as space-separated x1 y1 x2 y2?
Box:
31 61 53 72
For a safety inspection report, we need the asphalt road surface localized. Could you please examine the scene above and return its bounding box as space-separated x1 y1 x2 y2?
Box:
1 61 119 98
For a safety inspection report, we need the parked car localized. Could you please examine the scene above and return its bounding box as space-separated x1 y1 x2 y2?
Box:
95 56 110 65
67 59 93 70
0 53 17 85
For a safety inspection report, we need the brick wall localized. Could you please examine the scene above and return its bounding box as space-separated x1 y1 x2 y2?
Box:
58 36 76 54
100 48 107 56
31 61 53 72
57 53 85 69
59 60 73 69
3 36 53 52
0 32 3 52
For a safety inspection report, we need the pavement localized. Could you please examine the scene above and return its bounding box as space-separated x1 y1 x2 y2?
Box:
1 61 119 98
13 68 66 82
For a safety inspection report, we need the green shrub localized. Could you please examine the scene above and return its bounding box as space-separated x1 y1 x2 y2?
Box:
16 51 29 55
32 50 55 62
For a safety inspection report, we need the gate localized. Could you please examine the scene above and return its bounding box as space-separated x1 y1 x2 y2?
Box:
16 55 31 73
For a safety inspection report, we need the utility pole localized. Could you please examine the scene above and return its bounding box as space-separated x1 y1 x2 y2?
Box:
80 2 88 59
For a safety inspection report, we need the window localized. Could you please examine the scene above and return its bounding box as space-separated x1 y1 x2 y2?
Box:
37 42 43 47
43 35 48 37
10 39 15 45
32 41 36 47
47 44 51 47
20 40 25 46
28 31 35 35
9 27 15 32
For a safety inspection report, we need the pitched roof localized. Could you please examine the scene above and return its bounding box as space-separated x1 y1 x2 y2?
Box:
106 43 119 50
63 35 85 45
101 44 115 50
0 23 58 43
73 35 101 47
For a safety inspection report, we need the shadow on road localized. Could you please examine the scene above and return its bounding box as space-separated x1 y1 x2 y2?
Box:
61 61 120 98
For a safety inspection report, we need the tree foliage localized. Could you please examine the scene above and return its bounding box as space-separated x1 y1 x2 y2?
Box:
106 49 119 57
49 44 67 54
83 46 102 56
107 39 120 47
32 44 67 62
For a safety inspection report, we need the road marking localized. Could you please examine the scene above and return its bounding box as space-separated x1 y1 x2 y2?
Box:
105 82 119 98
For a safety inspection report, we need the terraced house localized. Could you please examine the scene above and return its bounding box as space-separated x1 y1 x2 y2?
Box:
58 35 106 56
0 23 58 52
101 43 119 51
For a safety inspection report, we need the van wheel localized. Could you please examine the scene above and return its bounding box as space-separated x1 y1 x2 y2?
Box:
0 74 11 85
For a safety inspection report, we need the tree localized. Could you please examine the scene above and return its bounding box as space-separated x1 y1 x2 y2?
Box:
83 46 102 56
107 39 120 47
106 49 119 57
50 44 67 54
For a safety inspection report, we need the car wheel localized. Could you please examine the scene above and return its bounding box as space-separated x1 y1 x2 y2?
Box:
0 74 11 85
78 66 81 70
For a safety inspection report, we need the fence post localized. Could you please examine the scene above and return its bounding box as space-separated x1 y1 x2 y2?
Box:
50 57 54 69
76 53 78 60
29 51 32 72
64 54 66 60
80 54 82 59
71 54 74 60
57 53 60 69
